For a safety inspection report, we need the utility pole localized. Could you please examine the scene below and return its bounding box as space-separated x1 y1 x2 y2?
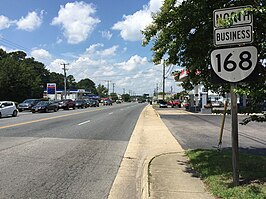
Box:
163 63 166 101
123 88 125 95
61 63 69 99
112 83 115 94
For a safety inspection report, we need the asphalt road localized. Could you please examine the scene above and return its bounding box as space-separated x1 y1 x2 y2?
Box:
157 108 266 156
0 102 146 199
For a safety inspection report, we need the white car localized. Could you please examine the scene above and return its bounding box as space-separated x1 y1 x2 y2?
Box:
0 101 18 118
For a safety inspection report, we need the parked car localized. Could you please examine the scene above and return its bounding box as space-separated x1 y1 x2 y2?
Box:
168 100 181 108
158 100 168 108
18 99 41 112
58 99 76 110
75 99 88 109
87 99 99 107
0 101 18 118
31 101 59 113
103 99 112 106
116 100 122 104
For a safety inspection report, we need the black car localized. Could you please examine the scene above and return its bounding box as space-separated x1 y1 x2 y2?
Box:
87 99 99 107
18 99 41 112
75 99 88 109
31 101 59 113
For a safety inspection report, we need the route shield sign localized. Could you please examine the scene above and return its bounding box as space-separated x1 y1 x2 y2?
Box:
211 46 257 83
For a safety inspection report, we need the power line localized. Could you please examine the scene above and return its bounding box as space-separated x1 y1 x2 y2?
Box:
0 37 31 52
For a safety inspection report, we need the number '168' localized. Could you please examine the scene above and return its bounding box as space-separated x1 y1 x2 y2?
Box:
215 51 252 72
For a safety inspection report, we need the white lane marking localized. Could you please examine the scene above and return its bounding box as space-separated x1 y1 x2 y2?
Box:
78 120 91 126
109 112 113 115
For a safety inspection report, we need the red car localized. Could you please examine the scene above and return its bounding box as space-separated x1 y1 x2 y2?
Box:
168 100 181 108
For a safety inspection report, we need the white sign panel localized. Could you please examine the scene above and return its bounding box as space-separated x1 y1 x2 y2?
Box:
211 46 257 82
214 25 253 46
213 6 252 28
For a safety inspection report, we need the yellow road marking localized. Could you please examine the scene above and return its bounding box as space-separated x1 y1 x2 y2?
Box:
0 108 104 130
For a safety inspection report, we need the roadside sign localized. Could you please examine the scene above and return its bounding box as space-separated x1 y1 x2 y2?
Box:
211 46 257 82
214 25 253 46
213 6 252 28
213 5 253 47
47 83 56 94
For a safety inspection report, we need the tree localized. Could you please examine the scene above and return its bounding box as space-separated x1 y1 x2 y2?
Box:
142 0 266 123
77 78 97 94
110 92 118 101
67 75 77 90
96 84 108 98
48 72 65 90
0 50 48 102
121 94 130 102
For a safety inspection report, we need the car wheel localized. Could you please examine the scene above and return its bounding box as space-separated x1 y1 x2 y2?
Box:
54 107 58 112
32 110 36 113
0 112 2 118
18 109 23 112
12 110 18 117
73 106 75 110
45 108 49 113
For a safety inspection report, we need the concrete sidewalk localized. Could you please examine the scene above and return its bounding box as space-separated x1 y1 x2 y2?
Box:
108 105 214 199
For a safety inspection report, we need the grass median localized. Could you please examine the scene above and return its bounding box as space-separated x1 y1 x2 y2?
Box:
186 149 266 199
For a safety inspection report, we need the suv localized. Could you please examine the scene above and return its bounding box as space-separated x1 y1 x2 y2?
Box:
18 99 41 112
58 99 76 110
0 101 18 118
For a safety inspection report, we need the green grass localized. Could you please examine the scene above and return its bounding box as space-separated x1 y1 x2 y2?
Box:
186 149 266 199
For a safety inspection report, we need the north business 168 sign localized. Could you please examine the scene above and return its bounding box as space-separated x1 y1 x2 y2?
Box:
213 6 253 46
211 46 257 83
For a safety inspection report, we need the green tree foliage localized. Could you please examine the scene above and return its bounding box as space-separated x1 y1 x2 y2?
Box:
142 0 266 123
96 84 108 98
109 92 118 101
0 50 48 102
47 72 65 90
0 49 98 102
121 94 131 102
77 78 97 94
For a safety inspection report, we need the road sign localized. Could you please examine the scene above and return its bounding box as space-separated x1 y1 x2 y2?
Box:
47 83 56 94
211 46 257 82
213 6 252 28
213 6 253 47
214 25 253 46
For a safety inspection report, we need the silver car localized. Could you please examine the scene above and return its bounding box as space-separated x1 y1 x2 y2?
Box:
0 101 18 118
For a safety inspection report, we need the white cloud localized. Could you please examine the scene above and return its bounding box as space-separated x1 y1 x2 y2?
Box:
116 55 148 71
31 49 52 61
16 11 43 31
51 1 100 44
112 0 164 41
100 30 112 40
47 59 67 73
0 15 14 30
84 43 118 57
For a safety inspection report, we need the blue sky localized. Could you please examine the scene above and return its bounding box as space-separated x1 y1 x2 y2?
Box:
0 0 183 95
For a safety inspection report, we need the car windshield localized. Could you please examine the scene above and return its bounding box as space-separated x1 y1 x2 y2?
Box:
36 101 49 106
23 99 35 103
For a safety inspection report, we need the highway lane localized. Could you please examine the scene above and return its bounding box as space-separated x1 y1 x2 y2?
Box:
0 102 147 199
